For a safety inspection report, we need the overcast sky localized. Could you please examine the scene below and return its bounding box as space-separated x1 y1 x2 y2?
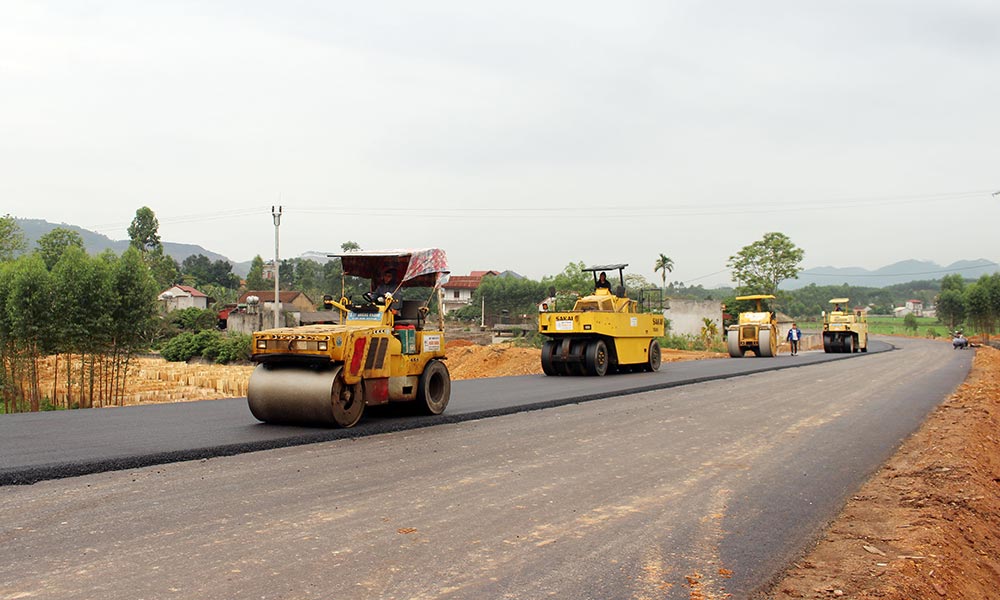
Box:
2 1 998 286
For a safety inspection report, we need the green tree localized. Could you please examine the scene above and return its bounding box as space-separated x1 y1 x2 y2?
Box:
340 241 361 252
51 247 114 409
654 253 674 294
940 273 966 293
128 206 162 253
322 257 367 301
455 274 547 322
170 307 219 331
36 227 85 270
105 247 160 406
727 232 804 296
541 261 592 299
903 312 919 334
181 254 213 283
0 261 15 412
936 289 966 331
965 279 993 342
180 254 240 289
0 214 26 262
147 250 180 290
5 256 56 411
199 283 239 309
293 259 322 295
246 255 267 290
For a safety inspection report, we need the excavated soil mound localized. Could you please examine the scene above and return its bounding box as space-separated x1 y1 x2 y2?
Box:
445 339 476 349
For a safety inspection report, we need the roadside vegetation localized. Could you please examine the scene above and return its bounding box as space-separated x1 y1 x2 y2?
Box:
3 212 999 413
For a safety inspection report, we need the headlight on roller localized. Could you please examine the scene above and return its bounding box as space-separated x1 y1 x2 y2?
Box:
318 341 328 351
256 339 268 349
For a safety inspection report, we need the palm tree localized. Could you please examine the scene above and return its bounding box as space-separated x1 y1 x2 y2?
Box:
654 253 674 295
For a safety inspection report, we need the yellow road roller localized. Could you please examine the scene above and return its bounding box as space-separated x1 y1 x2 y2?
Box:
727 294 778 358
823 297 868 353
247 249 451 427
537 264 665 376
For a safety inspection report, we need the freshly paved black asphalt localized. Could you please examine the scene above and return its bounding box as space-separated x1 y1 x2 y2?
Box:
0 341 892 486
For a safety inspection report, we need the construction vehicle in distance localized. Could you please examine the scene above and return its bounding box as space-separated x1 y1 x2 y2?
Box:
727 294 778 358
822 297 868 353
247 249 452 428
537 264 664 376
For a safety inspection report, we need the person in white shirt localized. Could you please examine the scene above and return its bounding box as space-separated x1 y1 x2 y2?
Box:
787 322 802 355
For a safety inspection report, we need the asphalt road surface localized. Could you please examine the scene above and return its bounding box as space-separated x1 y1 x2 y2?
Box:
0 337 972 599
1 340 893 486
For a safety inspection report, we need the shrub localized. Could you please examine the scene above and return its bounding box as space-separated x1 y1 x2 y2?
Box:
171 307 218 331
160 332 201 362
161 330 251 363
204 333 251 364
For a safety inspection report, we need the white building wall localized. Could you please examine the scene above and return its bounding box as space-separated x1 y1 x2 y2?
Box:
441 288 475 314
663 299 723 337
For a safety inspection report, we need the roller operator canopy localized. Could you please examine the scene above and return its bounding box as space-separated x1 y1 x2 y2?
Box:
329 248 450 288
583 263 628 272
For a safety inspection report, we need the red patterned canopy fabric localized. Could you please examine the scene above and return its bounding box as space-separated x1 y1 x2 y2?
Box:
332 249 450 288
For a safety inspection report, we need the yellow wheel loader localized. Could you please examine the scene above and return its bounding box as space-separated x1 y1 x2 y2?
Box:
537 264 665 376
247 249 451 427
822 297 868 353
727 294 778 358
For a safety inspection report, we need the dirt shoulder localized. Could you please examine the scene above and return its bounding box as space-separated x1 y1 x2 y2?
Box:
769 345 1000 599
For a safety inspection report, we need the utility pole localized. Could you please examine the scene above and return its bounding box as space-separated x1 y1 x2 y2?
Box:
272 205 282 329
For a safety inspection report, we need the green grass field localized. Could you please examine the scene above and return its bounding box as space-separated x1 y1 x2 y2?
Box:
794 315 961 339
866 315 950 337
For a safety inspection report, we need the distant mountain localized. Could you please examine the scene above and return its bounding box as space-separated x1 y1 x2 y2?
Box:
15 218 231 267
785 259 999 289
13 219 999 289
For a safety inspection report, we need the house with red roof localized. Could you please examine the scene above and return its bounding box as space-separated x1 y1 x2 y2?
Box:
894 298 925 318
441 270 500 314
238 290 316 313
158 285 209 312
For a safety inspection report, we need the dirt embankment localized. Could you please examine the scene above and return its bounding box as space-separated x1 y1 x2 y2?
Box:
771 345 1000 599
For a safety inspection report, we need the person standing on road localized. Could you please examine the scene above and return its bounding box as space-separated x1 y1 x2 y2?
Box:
787 322 802 355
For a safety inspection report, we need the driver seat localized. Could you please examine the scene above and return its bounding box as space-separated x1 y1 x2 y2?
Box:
395 300 425 330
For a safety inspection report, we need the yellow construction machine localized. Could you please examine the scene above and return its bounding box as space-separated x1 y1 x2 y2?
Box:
822 297 868 353
247 249 451 427
727 294 778 358
537 264 664 376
